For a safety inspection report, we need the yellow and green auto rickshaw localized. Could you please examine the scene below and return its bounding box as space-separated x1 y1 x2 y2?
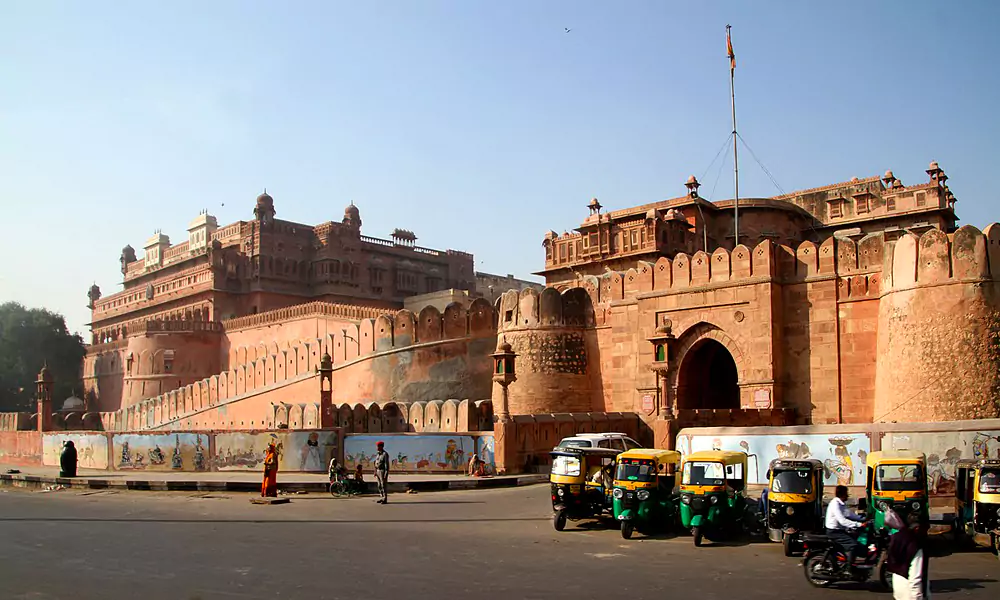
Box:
550 447 621 531
954 458 1000 558
864 450 929 533
679 450 749 546
764 458 825 556
612 448 681 539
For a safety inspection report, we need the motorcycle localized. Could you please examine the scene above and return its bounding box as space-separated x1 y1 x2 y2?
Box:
801 521 892 589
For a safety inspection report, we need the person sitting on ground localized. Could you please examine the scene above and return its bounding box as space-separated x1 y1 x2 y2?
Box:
825 484 867 566
351 464 365 493
468 453 486 477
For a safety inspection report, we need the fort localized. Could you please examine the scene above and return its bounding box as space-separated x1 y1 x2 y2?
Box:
2 162 999 475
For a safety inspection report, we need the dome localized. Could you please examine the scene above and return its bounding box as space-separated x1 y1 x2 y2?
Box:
929 161 939 170
344 203 360 219
62 395 84 411
256 191 274 207
665 209 686 221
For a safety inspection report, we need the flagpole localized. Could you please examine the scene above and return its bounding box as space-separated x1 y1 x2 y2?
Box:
727 24 740 245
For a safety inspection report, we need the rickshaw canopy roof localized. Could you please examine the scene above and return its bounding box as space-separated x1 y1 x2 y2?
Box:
956 458 1000 470
866 450 925 468
683 450 748 466
617 448 681 465
768 457 823 470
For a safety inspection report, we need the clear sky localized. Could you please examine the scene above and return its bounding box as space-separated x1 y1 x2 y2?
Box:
2 1 998 336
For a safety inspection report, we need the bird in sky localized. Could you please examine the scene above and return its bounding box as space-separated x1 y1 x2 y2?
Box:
564 27 572 33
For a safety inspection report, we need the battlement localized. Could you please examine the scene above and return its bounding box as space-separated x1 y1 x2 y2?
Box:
884 224 1000 291
222 301 393 332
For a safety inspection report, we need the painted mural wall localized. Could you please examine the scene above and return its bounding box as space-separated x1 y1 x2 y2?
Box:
676 432 869 487
887 429 1000 496
113 433 210 471
345 434 496 474
42 433 110 470
213 431 340 472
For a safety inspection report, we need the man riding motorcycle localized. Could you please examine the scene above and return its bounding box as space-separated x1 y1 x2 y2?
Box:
825 484 867 565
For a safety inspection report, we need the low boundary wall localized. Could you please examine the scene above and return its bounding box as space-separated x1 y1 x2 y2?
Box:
344 433 495 474
677 418 1000 496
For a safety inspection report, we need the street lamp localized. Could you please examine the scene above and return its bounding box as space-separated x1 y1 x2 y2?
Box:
647 320 676 418
490 341 517 422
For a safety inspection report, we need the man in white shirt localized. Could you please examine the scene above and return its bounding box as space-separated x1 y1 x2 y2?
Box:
825 484 867 565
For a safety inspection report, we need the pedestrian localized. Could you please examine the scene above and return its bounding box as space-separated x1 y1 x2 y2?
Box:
261 442 279 498
59 441 78 478
373 441 390 504
886 512 931 599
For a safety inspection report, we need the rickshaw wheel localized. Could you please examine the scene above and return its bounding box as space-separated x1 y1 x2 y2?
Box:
621 521 634 539
782 532 795 557
553 510 567 532
692 526 703 547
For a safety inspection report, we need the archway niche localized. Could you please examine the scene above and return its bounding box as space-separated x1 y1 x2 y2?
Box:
676 338 739 410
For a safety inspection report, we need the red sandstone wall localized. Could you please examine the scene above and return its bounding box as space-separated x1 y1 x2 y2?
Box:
874 226 1000 421
0 431 42 466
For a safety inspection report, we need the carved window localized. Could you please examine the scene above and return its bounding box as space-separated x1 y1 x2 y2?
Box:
568 243 574 261
829 201 843 219
916 192 926 207
630 230 637 247
856 197 870 214
886 197 896 211
589 233 598 248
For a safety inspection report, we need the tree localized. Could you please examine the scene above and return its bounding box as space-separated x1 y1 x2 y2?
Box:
0 302 86 412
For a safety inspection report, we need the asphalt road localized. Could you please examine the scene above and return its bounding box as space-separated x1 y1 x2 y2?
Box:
0 485 996 600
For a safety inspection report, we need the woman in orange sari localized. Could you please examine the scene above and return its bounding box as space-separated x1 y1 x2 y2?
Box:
261 442 279 497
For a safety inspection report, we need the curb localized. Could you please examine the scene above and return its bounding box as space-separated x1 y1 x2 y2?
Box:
0 473 547 494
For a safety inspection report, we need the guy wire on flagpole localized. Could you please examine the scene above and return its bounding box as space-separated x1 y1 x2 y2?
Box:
727 24 740 246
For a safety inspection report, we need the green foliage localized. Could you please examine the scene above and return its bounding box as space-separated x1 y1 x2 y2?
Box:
0 302 86 412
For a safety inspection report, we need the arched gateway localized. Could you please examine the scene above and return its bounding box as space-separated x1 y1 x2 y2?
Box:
671 323 744 411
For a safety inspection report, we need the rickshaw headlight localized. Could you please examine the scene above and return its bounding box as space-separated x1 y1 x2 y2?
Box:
709 495 719 505
613 488 624 499
911 501 920 510
786 506 795 515
636 490 650 501
877 501 889 512
681 494 691 505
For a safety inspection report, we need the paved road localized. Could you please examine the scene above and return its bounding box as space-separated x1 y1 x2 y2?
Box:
0 485 996 600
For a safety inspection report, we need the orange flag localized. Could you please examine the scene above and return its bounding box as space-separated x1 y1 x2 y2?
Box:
727 26 735 73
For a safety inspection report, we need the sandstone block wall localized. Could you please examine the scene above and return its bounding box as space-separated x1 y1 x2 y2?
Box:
875 225 1000 421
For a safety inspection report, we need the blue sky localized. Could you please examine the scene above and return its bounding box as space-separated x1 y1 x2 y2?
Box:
2 1 997 336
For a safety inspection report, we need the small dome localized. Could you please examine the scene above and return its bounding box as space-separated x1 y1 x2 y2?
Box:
588 198 600 207
62 395 84 411
500 342 513 353
665 209 686 221
256 191 274 206
122 244 134 253
883 170 894 179
929 161 939 170
686 175 699 185
344 203 360 219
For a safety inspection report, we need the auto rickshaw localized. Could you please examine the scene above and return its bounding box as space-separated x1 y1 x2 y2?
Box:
550 447 621 531
954 458 1000 558
679 450 749 546
864 450 929 533
612 448 681 539
763 458 825 556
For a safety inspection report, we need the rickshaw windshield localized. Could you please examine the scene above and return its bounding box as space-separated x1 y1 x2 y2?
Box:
979 468 1000 493
552 455 581 476
771 470 813 494
682 461 725 486
875 464 924 492
616 459 655 482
